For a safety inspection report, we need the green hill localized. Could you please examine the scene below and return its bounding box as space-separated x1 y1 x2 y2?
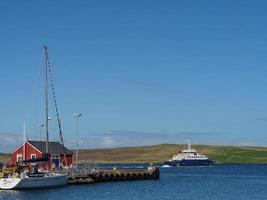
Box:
77 144 267 164
1 144 267 164
0 153 9 163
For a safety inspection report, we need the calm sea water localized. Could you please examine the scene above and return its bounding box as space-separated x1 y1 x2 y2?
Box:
1 164 267 200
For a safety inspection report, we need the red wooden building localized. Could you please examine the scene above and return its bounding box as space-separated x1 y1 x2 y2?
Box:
11 140 73 169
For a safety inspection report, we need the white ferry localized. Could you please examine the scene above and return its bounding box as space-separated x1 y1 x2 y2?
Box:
163 141 214 167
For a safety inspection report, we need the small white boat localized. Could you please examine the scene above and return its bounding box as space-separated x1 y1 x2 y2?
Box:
0 172 67 190
161 164 172 168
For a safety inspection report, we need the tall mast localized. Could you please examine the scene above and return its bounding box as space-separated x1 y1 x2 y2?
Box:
23 121 26 161
44 46 49 156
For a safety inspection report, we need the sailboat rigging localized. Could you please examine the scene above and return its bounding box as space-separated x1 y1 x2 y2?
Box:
46 48 67 166
0 46 68 190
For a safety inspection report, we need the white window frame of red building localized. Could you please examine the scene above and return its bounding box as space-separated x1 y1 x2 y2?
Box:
17 154 22 162
31 154 36 159
52 155 59 159
51 154 60 165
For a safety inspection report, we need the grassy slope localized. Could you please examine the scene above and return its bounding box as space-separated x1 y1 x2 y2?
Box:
1 144 267 164
0 153 9 163
77 144 267 164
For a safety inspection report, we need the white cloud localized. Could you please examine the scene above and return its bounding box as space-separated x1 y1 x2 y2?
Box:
63 130 231 149
102 136 115 146
0 133 22 152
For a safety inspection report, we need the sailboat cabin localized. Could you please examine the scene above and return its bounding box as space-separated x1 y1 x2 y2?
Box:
10 141 73 169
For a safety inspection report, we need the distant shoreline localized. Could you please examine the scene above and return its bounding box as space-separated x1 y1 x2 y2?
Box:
75 144 267 164
1 144 267 164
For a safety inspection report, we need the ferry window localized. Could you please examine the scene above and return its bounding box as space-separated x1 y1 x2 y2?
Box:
31 154 36 159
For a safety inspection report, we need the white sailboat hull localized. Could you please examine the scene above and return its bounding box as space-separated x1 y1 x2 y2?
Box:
0 174 67 190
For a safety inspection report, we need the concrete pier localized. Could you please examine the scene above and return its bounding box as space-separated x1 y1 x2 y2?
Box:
67 166 160 185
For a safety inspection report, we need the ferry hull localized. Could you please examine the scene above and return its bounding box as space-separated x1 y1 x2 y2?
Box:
0 174 67 190
178 159 214 167
164 159 214 167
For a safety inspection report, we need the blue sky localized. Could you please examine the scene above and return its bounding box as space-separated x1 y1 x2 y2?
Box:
1 1 267 152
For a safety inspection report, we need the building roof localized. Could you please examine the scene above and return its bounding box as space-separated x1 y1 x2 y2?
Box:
27 141 73 155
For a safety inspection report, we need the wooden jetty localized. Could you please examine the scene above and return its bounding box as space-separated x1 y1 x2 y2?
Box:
67 166 160 185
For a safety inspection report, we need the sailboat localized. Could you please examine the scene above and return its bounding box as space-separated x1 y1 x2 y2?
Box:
0 46 68 190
